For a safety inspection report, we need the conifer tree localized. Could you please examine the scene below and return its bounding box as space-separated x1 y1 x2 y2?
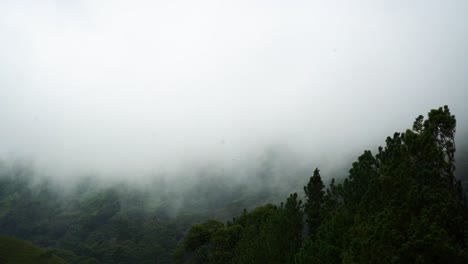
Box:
303 168 324 237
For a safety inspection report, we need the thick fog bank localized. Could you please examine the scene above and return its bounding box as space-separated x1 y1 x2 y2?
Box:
0 1 467 180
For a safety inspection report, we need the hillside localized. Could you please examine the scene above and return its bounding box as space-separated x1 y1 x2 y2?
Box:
0 235 68 264
0 106 466 264
0 158 292 263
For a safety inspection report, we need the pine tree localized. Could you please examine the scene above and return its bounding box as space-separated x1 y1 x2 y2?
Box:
304 168 324 237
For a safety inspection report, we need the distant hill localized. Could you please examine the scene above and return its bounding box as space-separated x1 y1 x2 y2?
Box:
0 235 68 264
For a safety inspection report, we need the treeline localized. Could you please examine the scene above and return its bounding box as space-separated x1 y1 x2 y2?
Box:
0 173 180 263
0 168 265 263
175 106 468 263
0 150 306 263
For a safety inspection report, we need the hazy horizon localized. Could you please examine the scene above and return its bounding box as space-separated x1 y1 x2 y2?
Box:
1 0 467 179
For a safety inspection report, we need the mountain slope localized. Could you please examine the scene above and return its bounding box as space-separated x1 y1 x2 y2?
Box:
0 235 68 264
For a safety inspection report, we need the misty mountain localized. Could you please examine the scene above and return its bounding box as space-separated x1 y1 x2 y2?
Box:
0 149 324 263
175 106 468 264
0 1 467 264
0 106 466 263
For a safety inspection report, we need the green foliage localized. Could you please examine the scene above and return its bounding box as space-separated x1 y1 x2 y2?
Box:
0 235 68 264
175 195 304 264
0 175 180 264
304 168 324 236
0 160 293 263
297 106 467 263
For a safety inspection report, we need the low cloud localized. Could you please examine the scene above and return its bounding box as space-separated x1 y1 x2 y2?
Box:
0 0 467 180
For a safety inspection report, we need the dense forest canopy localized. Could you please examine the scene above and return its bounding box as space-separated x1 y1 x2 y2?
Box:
0 149 314 263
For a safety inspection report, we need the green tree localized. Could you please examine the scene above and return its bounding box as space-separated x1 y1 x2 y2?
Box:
304 168 324 237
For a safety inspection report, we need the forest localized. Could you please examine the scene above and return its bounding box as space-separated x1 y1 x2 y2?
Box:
0 106 467 264
174 106 468 263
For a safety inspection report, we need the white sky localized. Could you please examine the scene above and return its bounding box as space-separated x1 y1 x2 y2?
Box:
0 0 467 177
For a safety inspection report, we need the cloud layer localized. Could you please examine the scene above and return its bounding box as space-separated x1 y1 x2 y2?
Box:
0 0 467 178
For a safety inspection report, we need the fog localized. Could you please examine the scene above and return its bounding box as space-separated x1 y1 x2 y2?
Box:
0 0 467 181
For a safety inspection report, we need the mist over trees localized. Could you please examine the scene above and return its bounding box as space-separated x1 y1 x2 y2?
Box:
0 104 467 262
0 1 467 263
0 147 322 263
175 106 468 264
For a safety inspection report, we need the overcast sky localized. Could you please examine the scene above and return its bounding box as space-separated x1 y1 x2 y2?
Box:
0 0 467 178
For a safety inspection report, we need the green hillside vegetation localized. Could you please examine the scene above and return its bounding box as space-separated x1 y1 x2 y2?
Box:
175 106 468 264
0 176 182 264
0 154 296 263
0 235 68 264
